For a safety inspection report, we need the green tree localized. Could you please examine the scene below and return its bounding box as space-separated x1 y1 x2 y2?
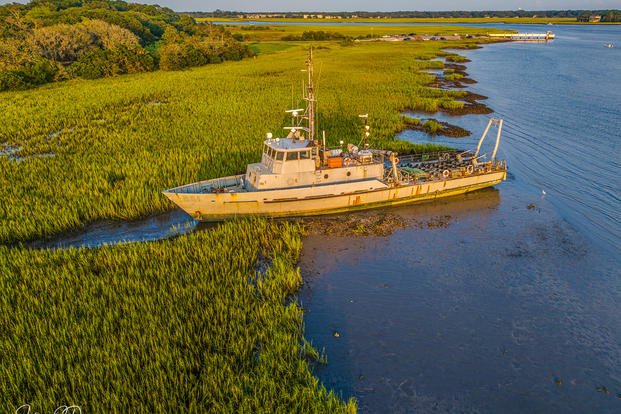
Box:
70 44 153 79
158 41 206 71
81 18 140 50
28 23 94 62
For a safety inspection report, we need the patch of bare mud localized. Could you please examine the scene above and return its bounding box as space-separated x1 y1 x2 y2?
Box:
301 211 453 237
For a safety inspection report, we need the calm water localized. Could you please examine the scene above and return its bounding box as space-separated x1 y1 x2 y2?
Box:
300 24 621 413
405 24 621 253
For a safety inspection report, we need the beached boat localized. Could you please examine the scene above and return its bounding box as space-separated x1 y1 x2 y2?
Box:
163 51 507 221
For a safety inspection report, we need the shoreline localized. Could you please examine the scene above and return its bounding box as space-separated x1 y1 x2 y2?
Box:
403 50 494 139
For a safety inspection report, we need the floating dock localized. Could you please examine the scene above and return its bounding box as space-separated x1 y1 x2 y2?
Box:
489 31 555 41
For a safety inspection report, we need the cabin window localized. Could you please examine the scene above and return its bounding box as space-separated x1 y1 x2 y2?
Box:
300 150 310 159
276 151 284 161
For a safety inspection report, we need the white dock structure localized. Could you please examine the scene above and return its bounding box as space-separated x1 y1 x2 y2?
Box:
489 31 555 41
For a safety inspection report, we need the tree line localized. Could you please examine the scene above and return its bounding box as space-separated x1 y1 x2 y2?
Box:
0 0 253 91
189 9 621 21
577 10 621 22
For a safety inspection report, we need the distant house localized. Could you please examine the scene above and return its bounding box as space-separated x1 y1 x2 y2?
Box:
589 15 602 22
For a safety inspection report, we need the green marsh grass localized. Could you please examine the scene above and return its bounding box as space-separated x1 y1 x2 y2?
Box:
0 219 355 412
444 73 464 81
423 119 443 134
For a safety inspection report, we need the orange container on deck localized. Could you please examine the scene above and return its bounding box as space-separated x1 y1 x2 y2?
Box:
327 157 343 168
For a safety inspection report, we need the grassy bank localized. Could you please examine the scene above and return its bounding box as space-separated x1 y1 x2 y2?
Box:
0 219 355 412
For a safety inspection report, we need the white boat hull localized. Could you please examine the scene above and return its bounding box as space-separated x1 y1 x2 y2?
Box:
163 171 506 220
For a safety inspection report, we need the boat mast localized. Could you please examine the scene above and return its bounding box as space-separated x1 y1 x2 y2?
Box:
305 48 315 141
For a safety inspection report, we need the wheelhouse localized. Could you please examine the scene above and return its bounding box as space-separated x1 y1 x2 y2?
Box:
261 140 313 163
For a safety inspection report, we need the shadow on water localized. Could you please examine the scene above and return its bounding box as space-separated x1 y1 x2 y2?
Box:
27 209 218 250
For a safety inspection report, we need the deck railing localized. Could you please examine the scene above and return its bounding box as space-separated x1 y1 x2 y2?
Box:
170 175 245 194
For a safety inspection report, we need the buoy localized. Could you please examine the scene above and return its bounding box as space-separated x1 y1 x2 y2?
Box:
443 169 450 178
466 165 474 174
395 157 400 164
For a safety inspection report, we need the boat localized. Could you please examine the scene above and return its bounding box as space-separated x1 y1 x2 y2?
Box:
163 50 507 221
605 43 614 48
489 31 555 41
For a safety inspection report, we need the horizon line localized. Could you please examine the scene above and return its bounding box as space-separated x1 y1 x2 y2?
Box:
180 9 620 13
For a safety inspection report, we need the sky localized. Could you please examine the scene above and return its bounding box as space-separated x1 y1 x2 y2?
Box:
1 0 619 12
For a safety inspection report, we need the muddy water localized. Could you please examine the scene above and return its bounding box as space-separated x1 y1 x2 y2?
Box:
300 24 621 413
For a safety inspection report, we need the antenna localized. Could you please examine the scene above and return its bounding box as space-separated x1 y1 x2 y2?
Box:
305 47 315 141
283 48 317 142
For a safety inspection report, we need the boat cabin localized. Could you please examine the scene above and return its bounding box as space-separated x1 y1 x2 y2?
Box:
260 138 315 175
244 137 385 191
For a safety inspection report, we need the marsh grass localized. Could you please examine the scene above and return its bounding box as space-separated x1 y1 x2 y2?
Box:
0 219 355 412
444 73 464 81
423 119 443 134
